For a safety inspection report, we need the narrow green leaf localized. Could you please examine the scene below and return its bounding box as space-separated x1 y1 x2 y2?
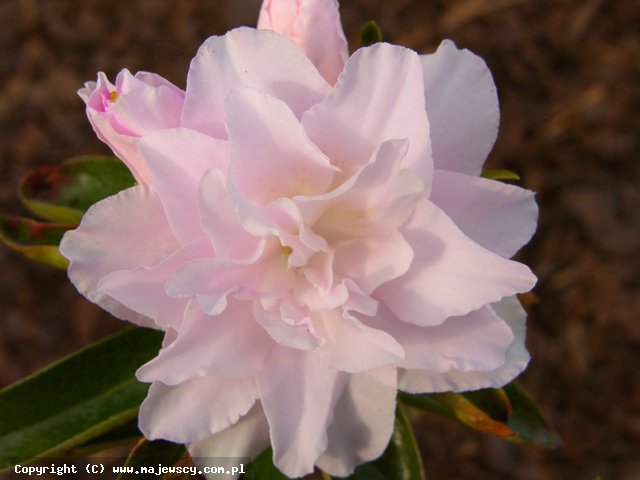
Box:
399 381 560 448
481 168 521 181
0 213 71 268
0 327 163 471
19 155 136 224
339 406 425 480
503 382 561 448
359 20 382 47
66 419 142 457
116 439 186 480
400 390 515 439
241 447 289 480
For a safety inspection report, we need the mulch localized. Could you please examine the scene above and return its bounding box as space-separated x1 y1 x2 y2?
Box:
1 1 638 479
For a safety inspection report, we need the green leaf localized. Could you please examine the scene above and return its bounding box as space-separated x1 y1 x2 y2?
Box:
0 327 163 471
0 214 71 268
399 381 560 448
503 382 561 448
359 20 382 47
400 390 516 440
481 168 521 181
340 406 425 480
116 439 187 480
241 447 289 480
19 155 136 224
67 419 142 457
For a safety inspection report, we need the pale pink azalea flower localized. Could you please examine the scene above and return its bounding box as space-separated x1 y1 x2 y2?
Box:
61 0 538 477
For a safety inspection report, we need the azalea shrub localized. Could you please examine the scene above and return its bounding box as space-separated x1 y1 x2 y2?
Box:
0 1 558 479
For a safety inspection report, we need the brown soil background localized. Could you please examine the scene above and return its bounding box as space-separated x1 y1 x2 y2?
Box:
1 1 639 479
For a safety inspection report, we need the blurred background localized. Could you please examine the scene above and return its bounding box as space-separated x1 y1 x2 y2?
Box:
0 1 638 479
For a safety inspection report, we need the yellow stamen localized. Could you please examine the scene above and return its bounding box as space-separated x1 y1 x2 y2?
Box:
109 90 118 102
281 245 293 269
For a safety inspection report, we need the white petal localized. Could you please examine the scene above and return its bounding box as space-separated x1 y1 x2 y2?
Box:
399 296 530 392
376 199 536 326
139 376 257 443
317 367 397 476
421 39 499 175
59 186 180 327
430 169 538 258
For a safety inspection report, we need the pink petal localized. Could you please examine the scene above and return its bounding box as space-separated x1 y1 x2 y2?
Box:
325 310 404 373
421 39 499 175
302 43 432 185
187 403 270 475
430 169 538 258
181 27 330 138
59 186 180 327
254 300 325 350
368 303 514 373
137 128 227 245
399 296 530 392
108 88 179 136
80 70 185 185
136 300 273 384
98 237 212 330
376 199 537 326
333 232 414 294
139 376 257 443
256 344 349 477
257 0 348 85
316 367 397 476
166 240 292 315
225 87 337 205
297 139 424 241
86 110 152 184
198 168 262 260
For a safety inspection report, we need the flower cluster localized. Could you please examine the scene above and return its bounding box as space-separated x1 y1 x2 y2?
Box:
61 0 537 477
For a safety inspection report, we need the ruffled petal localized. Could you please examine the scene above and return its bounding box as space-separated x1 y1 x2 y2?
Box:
303 42 432 185
376 199 536 326
136 300 273 384
139 376 257 443
256 344 349 477
199 168 262 260
225 87 337 205
317 367 397 476
430 169 538 258
333 231 414 294
110 69 184 135
59 186 180 327
188 403 270 479
367 303 514 373
257 0 348 84
98 237 212 329
325 310 404 373
181 27 330 138
421 39 499 175
399 296 530 392
137 128 227 245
